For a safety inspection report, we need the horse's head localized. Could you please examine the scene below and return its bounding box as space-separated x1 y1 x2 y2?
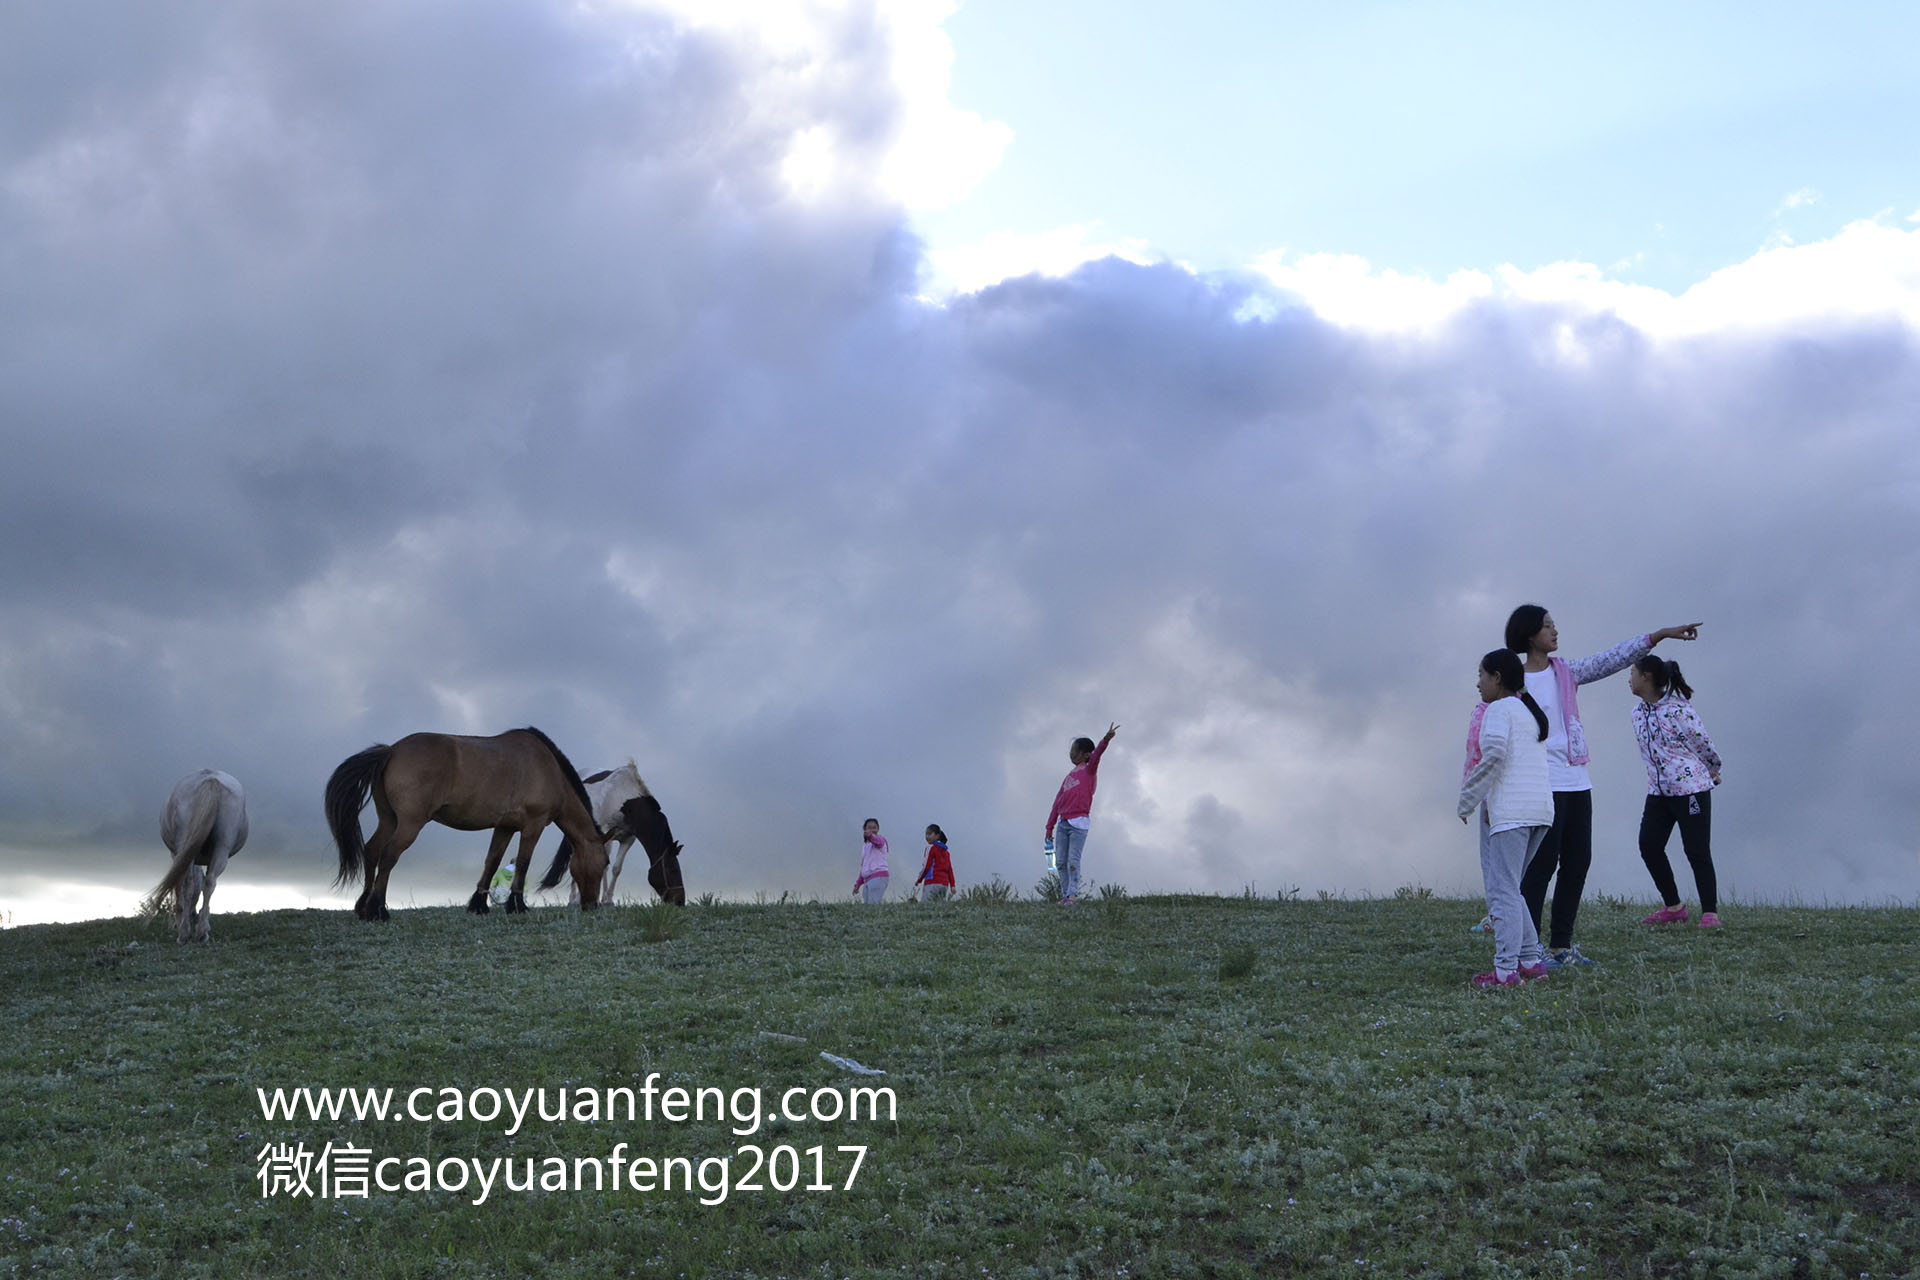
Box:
620 795 685 905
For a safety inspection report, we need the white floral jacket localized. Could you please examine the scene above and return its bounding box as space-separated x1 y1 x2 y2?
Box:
1630 692 1723 796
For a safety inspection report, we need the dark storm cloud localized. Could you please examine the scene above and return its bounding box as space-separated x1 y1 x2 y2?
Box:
2 1 1915 920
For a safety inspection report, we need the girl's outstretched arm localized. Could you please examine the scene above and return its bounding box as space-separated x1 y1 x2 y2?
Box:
1650 622 1703 646
1570 633 1654 685
1088 723 1119 771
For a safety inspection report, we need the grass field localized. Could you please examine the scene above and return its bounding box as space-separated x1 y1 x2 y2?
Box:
3 891 1916 1279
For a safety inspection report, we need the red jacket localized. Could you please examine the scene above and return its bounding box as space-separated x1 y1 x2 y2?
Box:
1045 737 1110 838
916 841 954 887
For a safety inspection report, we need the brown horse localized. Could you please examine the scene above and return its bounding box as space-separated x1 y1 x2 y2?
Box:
325 727 608 921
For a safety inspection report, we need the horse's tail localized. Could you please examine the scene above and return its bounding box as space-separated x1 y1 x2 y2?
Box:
142 776 224 918
325 744 391 887
537 833 574 892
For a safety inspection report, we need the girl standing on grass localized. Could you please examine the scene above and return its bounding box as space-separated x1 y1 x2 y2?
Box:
1459 650 1555 989
1506 605 1702 968
1044 722 1118 907
854 818 889 904
915 825 955 902
1628 656 1725 929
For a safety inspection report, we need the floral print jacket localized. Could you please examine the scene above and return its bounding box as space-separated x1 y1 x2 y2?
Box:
1631 692 1723 796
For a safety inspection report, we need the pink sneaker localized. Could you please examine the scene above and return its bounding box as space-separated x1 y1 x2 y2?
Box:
1516 962 1551 981
1641 905 1689 924
1698 912 1721 929
1473 969 1525 989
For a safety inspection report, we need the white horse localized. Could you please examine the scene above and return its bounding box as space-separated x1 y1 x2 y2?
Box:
143 769 249 943
570 762 681 904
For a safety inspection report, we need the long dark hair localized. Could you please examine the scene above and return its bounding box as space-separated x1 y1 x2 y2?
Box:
925 824 947 844
1482 649 1549 741
1632 654 1694 700
1505 604 1549 654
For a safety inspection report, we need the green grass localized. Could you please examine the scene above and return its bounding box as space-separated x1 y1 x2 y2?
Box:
3 896 1916 1278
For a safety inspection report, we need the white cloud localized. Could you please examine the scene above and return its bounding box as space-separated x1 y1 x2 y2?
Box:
922 223 1154 295
633 0 1008 210
1251 250 1494 333
1246 219 1920 342
1776 186 1821 213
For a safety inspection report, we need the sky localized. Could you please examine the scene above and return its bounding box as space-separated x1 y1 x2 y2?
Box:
2 0 1917 927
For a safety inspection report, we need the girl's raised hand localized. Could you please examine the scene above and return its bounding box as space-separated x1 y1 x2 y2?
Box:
1103 722 1120 741
1653 622 1703 644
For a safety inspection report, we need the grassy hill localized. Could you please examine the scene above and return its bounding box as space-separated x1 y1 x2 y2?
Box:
3 893 1915 1278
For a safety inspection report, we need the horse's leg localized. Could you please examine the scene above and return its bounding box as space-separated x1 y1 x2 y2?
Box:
354 806 401 920
468 827 515 915
177 865 201 943
602 835 635 904
198 854 225 942
505 824 546 914
366 817 426 923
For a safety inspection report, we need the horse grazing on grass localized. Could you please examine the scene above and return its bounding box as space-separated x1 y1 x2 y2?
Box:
324 727 607 921
143 770 249 943
575 763 686 905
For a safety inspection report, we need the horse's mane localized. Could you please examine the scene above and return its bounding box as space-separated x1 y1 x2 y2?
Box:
581 760 650 794
517 727 600 834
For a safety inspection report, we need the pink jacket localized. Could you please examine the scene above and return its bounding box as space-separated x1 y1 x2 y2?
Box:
1045 737 1110 838
1542 634 1653 767
1463 702 1489 781
855 834 889 889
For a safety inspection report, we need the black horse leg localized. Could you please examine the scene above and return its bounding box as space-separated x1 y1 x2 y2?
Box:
505 825 543 915
468 827 515 915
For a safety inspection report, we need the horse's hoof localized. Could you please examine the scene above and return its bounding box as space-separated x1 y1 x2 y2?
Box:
505 892 528 915
466 892 491 915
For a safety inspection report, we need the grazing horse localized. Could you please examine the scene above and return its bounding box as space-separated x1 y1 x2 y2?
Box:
143 770 249 943
324 727 607 921
622 794 686 905
574 763 686 905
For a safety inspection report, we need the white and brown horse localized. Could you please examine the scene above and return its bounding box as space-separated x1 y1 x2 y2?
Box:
144 769 249 943
325 727 607 921
575 762 686 905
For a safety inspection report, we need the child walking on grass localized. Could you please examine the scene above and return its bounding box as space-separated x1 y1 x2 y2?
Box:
915 825 955 901
854 818 889 904
1044 722 1118 907
1628 656 1725 928
1458 650 1555 988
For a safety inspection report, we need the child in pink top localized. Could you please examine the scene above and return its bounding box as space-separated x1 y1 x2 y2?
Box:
1044 722 1118 906
854 819 889 904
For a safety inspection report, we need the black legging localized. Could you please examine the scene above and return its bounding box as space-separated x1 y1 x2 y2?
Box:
1639 791 1716 914
1520 789 1592 951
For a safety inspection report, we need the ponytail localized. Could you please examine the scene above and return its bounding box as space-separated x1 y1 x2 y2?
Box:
1632 654 1695 700
1518 690 1550 741
1664 662 1694 701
